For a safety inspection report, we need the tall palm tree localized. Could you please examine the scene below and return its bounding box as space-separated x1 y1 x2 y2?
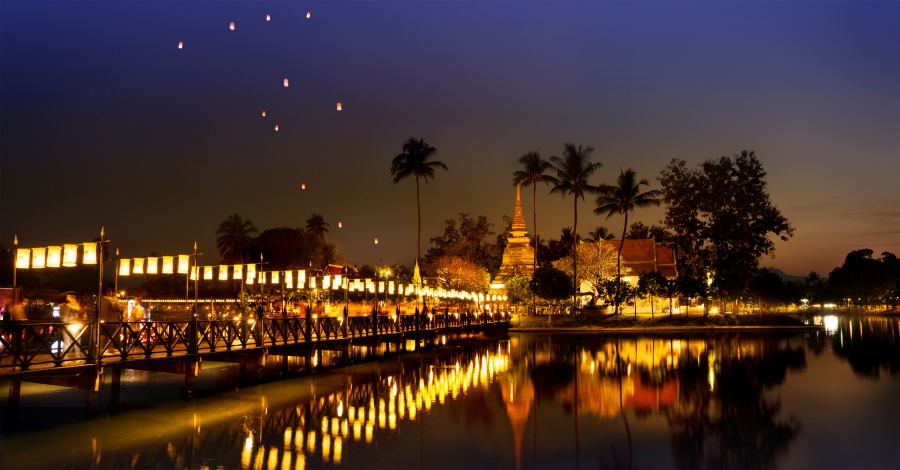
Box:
594 168 662 314
512 151 554 269
216 213 258 264
549 143 602 305
390 137 448 263
305 213 329 238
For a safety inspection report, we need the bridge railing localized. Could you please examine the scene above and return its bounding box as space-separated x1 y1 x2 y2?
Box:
0 312 510 373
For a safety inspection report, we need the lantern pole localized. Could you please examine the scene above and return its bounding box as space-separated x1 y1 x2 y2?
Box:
192 242 201 317
12 235 17 289
113 248 119 296
95 227 108 371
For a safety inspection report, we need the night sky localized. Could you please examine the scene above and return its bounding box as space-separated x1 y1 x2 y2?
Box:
1 0 897 277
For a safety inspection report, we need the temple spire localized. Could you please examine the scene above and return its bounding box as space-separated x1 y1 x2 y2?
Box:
511 185 528 236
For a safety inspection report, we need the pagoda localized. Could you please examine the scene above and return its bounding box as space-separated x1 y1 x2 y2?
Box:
491 185 536 288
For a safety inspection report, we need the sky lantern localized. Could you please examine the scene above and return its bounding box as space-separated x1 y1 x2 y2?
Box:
261 110 266 117
307 12 311 19
336 102 342 111
374 238 379 244
178 41 183 49
284 78 289 88
229 21 235 30
338 222 342 228
266 14 271 22
274 124 279 131
301 183 306 189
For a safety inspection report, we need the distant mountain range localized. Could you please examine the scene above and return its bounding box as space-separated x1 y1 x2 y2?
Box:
765 267 806 283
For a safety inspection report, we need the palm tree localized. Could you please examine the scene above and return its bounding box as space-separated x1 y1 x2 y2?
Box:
216 213 258 264
586 226 615 242
390 137 448 262
594 168 662 314
305 213 329 238
549 143 602 305
512 151 554 269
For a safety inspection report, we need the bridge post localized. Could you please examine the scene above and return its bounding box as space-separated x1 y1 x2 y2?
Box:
305 306 312 342
342 306 348 338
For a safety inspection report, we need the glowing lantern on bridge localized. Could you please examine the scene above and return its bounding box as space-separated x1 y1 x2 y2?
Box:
119 259 131 276
46 246 62 268
336 102 342 111
309 277 317 289
190 266 198 281
133 258 145 275
219 265 229 281
270 271 279 284
229 21 235 30
62 244 78 267
178 41 183 49
177 255 190 274
286 271 294 289
146 257 159 274
388 281 395 295
16 249 30 269
162 256 174 274
203 266 214 280
246 264 256 282
82 242 98 265
258 271 265 284
31 248 46 269
323 275 331 289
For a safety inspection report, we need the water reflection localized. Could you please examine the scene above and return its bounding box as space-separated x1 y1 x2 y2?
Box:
1 318 898 469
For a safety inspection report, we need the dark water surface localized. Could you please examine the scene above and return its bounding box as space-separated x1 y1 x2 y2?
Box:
1 316 898 470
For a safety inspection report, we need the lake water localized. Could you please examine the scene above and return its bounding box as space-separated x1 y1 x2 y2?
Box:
1 316 897 469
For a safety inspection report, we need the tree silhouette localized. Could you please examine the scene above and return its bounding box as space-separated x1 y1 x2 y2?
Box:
549 143 602 306
304 213 329 239
513 151 554 268
594 168 661 314
215 213 258 264
390 137 448 263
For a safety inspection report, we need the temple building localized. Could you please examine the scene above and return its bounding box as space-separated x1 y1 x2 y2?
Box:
491 186 535 289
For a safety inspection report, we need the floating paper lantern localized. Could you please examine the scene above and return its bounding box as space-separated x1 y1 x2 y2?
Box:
62 244 78 267
336 102 342 111
338 222 342 228
230 21 235 30
374 238 379 244
178 41 183 49
261 110 266 117
301 183 306 189
275 124 279 131
307 12 311 19
284 78 289 87
266 14 271 22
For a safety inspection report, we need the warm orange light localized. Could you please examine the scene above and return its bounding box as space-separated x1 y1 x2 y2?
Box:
31 248 46 269
46 246 62 268
274 124 279 131
338 222 342 228
306 12 311 19
266 14 271 22
82 242 98 265
219 265 229 281
203 266 214 280
132 258 145 275
284 78 289 87
62 244 78 267
15 248 30 269
177 255 190 274
261 110 266 117
374 238 379 244
233 264 243 280
162 256 174 274
301 183 306 189
119 259 131 276
229 21 235 30
146 257 159 274
178 41 183 49
336 102 342 111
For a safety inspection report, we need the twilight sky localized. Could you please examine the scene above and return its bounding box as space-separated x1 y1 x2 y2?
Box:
1 0 898 277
